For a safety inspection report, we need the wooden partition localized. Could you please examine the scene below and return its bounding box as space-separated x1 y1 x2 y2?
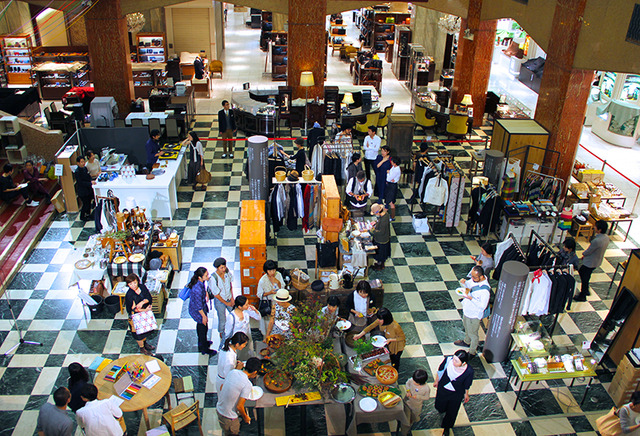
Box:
609 249 640 364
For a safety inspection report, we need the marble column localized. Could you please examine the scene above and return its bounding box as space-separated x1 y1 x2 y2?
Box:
85 0 134 116
288 0 326 99
534 0 592 186
450 0 496 127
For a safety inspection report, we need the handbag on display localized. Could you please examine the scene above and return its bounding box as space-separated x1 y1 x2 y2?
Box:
258 298 271 317
596 407 623 436
131 310 158 335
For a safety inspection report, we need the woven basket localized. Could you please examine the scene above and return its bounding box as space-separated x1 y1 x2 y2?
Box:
275 166 287 182
302 165 314 181
290 268 309 290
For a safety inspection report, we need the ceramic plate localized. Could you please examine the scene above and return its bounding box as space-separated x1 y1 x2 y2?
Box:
74 259 93 270
336 320 352 331
128 253 145 263
529 340 545 351
113 256 127 264
371 335 387 348
359 397 377 412
248 386 264 401
455 287 467 296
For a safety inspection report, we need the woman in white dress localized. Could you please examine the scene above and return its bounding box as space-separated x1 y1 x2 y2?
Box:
266 289 295 338
216 331 248 392
224 296 261 360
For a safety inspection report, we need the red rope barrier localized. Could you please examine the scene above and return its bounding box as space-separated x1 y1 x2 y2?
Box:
579 143 640 189
200 137 302 141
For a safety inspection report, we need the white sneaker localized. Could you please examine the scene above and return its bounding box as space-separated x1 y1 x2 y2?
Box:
26 200 39 207
221 153 227 158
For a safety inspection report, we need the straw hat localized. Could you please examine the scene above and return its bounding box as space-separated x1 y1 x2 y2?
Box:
274 288 292 302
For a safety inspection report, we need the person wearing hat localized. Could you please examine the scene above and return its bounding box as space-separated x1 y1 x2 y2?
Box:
370 203 391 270
210 258 234 341
266 289 295 337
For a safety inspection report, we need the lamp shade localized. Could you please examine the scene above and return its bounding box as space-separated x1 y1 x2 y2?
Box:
300 71 314 87
342 92 354 105
460 94 473 106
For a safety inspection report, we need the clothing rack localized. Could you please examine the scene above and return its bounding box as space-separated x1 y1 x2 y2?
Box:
508 233 526 260
527 263 574 340
409 156 441 214
322 140 354 157
525 229 558 267
521 170 565 206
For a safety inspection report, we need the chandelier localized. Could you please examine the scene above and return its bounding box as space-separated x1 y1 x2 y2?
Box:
438 15 461 35
127 13 146 34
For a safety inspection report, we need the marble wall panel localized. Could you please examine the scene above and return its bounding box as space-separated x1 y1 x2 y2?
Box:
85 0 135 116
288 0 327 99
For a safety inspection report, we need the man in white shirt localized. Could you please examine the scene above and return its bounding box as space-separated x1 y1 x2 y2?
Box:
76 384 123 436
455 266 491 357
210 257 234 341
345 170 373 209
362 125 381 180
385 157 401 221
216 357 261 435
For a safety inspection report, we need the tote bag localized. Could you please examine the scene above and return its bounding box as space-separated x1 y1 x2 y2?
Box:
131 310 158 335
596 407 623 436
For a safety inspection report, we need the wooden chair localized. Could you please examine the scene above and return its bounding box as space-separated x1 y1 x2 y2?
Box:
209 60 223 79
173 375 195 404
413 105 435 134
165 117 182 140
131 119 144 128
162 400 203 436
376 103 394 137
149 118 165 136
114 119 126 128
49 102 58 113
446 113 470 139
354 112 380 136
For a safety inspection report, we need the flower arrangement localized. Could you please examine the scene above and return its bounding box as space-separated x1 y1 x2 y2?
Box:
271 300 347 391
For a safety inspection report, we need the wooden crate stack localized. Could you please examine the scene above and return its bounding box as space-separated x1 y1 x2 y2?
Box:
608 352 640 406
239 200 267 305
321 175 342 242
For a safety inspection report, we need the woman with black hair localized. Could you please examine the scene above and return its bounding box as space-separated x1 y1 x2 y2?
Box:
182 131 205 190
216 331 249 392
434 350 474 435
353 307 406 369
257 260 283 333
124 273 155 355
345 280 374 332
188 267 216 356
67 362 90 412
224 295 261 359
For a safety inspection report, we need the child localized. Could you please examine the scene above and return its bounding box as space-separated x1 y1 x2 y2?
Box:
558 237 579 270
468 242 495 278
403 369 431 428
321 296 342 324
385 157 401 221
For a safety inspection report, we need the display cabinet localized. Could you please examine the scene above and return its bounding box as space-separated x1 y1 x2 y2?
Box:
1 34 32 85
359 10 411 52
260 11 273 51
353 59 382 94
132 64 169 99
391 26 411 80
33 62 90 100
271 31 287 81
325 86 340 123
621 75 640 102
136 33 166 63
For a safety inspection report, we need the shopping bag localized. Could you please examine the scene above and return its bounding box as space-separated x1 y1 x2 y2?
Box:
131 310 158 335
195 167 212 185
596 407 623 436
412 215 431 234
178 285 191 301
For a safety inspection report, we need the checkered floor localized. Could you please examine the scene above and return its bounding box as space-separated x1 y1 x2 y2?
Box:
0 114 632 436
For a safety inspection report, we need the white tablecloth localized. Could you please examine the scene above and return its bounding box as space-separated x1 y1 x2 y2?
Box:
69 260 112 292
125 112 169 126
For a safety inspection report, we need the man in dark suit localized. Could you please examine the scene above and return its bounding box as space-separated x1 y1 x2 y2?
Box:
194 55 205 80
218 100 236 158
74 156 95 221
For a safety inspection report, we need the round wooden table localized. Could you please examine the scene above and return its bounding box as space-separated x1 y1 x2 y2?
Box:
94 354 172 429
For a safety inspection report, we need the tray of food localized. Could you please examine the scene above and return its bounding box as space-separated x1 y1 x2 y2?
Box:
275 391 321 406
378 391 402 408
349 347 389 366
113 256 127 264
257 359 276 376
265 334 285 349
128 253 145 263
264 369 293 393
363 358 385 376
358 384 400 397
74 259 93 270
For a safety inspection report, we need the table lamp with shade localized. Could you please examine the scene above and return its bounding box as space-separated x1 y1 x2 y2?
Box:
342 92 354 115
460 93 473 117
300 71 314 135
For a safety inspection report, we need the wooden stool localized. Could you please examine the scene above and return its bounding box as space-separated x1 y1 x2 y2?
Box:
574 219 593 240
469 150 485 180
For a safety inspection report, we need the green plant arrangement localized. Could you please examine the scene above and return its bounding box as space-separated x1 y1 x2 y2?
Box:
353 337 374 355
271 300 347 391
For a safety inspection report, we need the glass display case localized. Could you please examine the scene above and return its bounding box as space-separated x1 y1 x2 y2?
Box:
600 71 616 99
621 75 640 102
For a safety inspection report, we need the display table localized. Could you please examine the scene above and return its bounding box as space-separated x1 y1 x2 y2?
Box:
94 355 171 429
294 280 384 320
125 111 169 126
70 260 112 293
93 147 186 219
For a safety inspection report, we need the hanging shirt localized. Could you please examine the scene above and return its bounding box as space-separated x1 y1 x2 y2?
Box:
521 271 553 316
